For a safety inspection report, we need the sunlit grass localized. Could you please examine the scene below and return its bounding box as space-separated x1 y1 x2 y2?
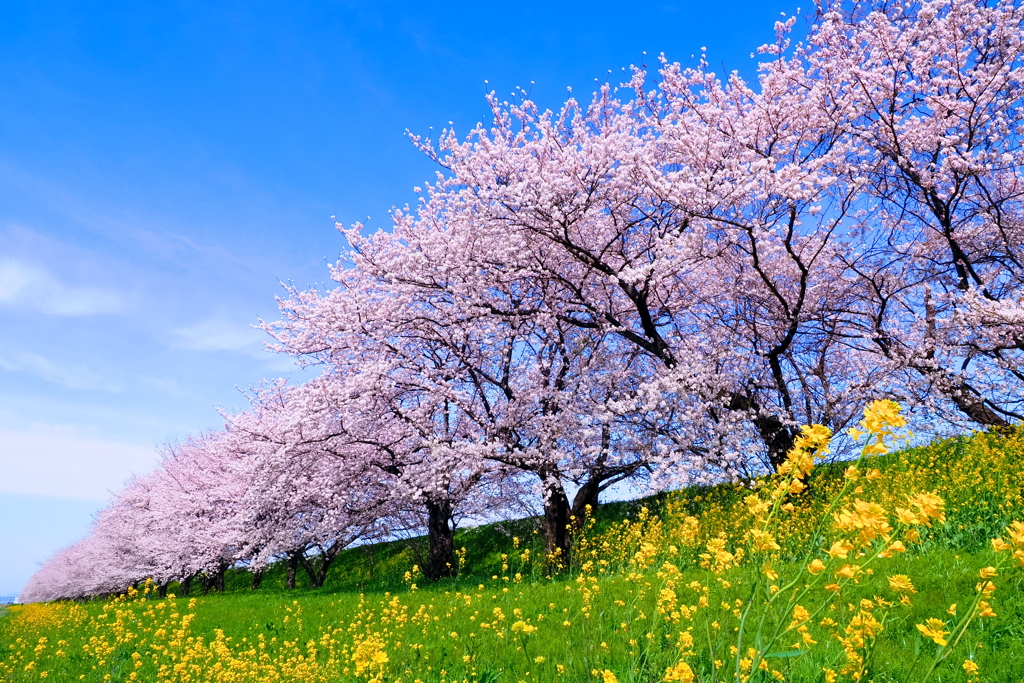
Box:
3 408 1024 681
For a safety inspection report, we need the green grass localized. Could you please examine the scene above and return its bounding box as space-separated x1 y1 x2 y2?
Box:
3 546 1022 681
213 494 665 595
3 429 1024 682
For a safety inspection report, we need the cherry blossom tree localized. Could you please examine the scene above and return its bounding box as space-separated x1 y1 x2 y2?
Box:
229 372 509 580
225 380 406 587
808 0 1024 427
142 433 251 593
324 45 877 474
20 433 246 602
24 0 1024 602
267 225 664 561
19 531 142 602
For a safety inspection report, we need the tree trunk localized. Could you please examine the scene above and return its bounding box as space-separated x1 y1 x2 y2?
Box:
286 552 301 590
754 414 796 471
922 369 1012 428
217 563 227 592
570 478 601 531
299 545 342 589
157 582 168 599
541 472 571 567
424 497 455 581
202 563 227 593
299 554 319 588
250 568 264 591
365 544 375 581
179 574 194 597
727 390 795 470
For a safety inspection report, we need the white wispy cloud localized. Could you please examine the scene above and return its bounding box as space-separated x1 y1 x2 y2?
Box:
0 260 124 316
170 318 299 373
262 354 300 373
171 317 262 352
0 351 122 392
0 426 156 500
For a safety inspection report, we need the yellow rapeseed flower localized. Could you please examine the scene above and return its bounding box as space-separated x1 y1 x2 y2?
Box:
663 660 695 682
807 559 827 575
861 399 906 435
826 540 854 559
864 442 888 455
907 492 946 527
834 564 858 580
887 575 916 593
1006 520 1024 546
834 499 892 545
748 528 781 552
511 620 537 634
352 635 389 676
915 618 949 646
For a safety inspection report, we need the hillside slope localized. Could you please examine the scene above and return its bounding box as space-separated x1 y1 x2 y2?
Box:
2 427 1024 681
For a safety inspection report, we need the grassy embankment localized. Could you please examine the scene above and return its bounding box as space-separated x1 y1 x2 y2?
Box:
2 423 1024 682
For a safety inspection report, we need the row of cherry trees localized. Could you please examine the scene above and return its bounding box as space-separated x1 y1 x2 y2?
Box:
22 0 1024 602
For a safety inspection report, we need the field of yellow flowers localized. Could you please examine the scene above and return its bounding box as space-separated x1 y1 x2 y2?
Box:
3 402 1024 682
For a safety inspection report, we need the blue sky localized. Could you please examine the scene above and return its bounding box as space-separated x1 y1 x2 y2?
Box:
0 0 798 596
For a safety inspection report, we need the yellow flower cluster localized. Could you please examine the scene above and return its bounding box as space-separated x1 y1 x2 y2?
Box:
991 519 1024 566
848 399 907 453
915 618 949 647
2 401 1023 683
